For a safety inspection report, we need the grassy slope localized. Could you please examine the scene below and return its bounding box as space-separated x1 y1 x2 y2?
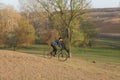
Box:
7 44 119 63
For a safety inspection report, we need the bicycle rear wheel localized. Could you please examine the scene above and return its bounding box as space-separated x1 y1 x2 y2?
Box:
58 50 68 61
44 45 53 59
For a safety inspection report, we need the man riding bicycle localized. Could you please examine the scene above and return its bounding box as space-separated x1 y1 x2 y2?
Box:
51 37 63 56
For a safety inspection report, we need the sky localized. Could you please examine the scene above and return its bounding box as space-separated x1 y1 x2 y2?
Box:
92 0 120 8
0 0 120 10
0 0 19 10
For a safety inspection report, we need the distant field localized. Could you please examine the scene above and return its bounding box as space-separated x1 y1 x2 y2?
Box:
88 8 120 34
95 32 120 49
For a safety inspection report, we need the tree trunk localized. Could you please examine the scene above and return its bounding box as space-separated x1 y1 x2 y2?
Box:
67 27 72 58
68 40 72 58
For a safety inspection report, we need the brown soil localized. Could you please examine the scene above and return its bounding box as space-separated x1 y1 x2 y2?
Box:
0 50 120 80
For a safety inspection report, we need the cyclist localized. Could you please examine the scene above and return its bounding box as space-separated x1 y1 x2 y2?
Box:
51 37 63 56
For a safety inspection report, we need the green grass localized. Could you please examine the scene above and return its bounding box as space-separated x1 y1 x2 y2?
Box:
3 44 118 63
93 38 120 48
72 47 120 63
15 45 51 55
0 44 120 63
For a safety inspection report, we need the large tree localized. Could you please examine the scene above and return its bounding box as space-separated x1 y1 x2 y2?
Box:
38 0 91 57
0 8 35 50
0 8 21 45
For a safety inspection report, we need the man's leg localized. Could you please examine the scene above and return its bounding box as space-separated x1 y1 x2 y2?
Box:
51 45 57 56
53 46 57 56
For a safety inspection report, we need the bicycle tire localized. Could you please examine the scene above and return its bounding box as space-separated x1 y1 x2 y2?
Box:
43 45 53 59
58 50 68 61
45 51 53 59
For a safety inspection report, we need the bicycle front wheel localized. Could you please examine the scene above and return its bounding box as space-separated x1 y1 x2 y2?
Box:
58 50 68 61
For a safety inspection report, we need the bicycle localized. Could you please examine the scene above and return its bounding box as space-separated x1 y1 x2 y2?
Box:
46 48 68 61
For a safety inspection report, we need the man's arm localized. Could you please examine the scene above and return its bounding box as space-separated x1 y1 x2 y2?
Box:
59 45 62 49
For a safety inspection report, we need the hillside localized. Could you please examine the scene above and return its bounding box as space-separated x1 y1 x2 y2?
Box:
87 8 120 35
0 50 120 80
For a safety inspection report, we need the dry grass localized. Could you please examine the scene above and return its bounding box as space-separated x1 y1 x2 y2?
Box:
0 50 120 80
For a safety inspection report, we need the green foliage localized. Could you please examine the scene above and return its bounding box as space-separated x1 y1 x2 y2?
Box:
80 21 98 47
71 18 84 44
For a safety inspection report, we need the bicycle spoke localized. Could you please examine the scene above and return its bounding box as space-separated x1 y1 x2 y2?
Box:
58 51 68 61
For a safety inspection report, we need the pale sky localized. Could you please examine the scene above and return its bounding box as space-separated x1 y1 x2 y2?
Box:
0 0 19 10
0 0 120 10
92 0 120 8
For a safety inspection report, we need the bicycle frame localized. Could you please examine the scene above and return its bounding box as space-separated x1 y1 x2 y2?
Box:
46 48 68 61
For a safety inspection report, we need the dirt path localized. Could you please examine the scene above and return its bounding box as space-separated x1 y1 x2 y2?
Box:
0 50 120 80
